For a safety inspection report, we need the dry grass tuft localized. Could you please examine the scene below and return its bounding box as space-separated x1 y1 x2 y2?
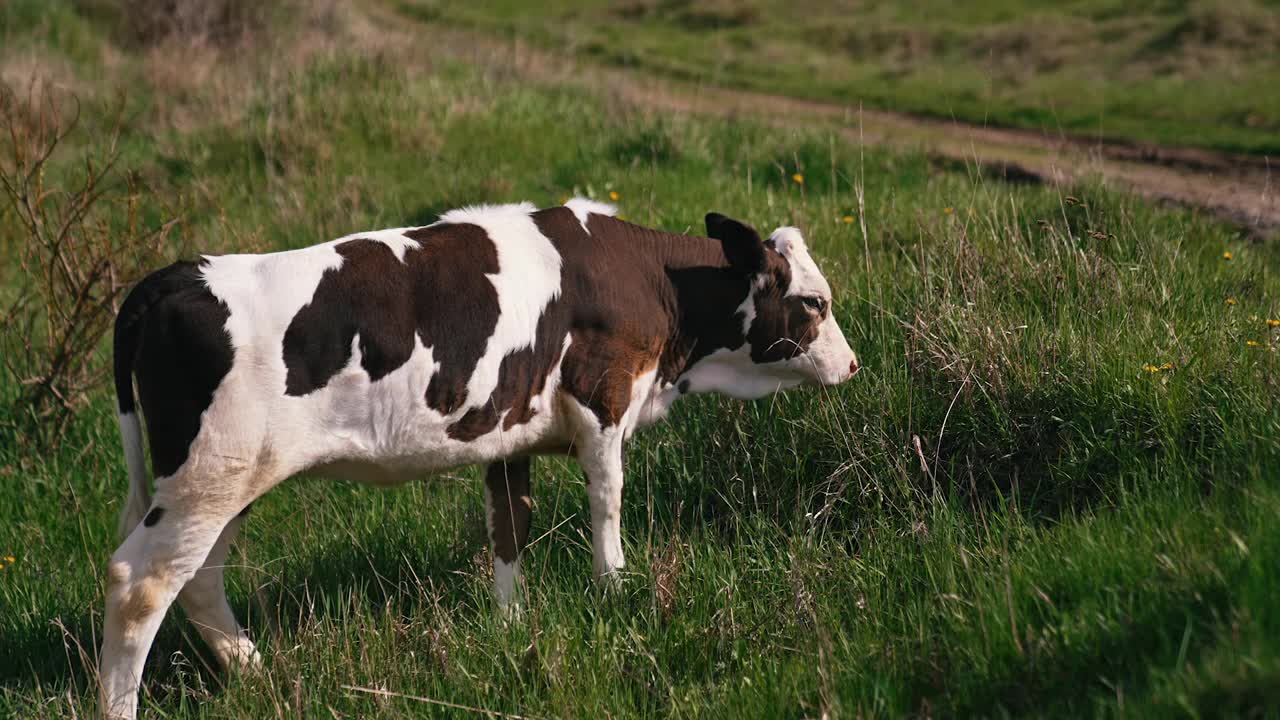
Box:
649 534 684 623
0 50 87 100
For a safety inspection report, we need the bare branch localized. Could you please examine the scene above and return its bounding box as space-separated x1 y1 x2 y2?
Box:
0 82 169 448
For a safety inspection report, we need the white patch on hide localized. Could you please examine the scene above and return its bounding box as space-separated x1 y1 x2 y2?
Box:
564 197 617 233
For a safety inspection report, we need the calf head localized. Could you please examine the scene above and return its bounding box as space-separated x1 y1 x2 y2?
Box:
698 212 859 398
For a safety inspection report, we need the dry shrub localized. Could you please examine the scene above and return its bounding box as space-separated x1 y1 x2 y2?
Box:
970 19 1085 82
0 49 88 101
615 0 759 30
0 83 171 446
126 0 356 135
110 0 348 54
1165 0 1280 52
1137 0 1280 76
837 27 943 68
112 0 277 48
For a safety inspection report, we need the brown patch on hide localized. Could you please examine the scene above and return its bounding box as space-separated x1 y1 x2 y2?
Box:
486 458 532 564
281 226 501 417
744 252 826 363
531 207 753 429
115 573 172 631
446 298 570 441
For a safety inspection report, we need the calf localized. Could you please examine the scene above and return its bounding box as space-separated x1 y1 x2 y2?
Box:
101 199 858 718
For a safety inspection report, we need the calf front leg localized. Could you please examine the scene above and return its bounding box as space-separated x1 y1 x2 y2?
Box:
484 458 532 609
577 429 626 581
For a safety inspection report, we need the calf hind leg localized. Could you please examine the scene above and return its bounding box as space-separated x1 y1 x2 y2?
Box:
99 501 241 720
176 511 260 671
485 458 532 610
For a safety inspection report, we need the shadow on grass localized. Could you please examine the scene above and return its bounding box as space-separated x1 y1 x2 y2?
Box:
0 519 483 704
938 578 1232 717
636 367 1233 547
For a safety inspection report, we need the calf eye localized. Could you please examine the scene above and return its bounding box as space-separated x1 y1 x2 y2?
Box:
802 296 827 314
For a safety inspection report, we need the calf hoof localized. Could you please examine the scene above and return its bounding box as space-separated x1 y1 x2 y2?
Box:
214 638 262 673
101 706 135 720
497 599 525 622
593 567 626 593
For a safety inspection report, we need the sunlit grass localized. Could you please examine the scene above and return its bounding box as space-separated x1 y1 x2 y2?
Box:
1 3 1279 717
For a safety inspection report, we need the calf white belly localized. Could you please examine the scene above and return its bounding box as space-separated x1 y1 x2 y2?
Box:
272 336 570 484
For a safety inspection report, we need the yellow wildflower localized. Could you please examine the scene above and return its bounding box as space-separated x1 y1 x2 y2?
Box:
1142 364 1161 373
1161 363 1173 370
609 190 620 201
943 207 954 215
842 216 855 224
1246 340 1261 347
1226 298 1237 306
1268 319 1280 328
1223 251 1233 260
792 173 804 185
2 556 12 563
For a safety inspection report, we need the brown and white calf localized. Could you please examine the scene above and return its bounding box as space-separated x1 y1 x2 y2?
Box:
102 199 858 718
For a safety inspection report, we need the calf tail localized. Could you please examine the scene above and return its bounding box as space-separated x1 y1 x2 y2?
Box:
114 284 152 539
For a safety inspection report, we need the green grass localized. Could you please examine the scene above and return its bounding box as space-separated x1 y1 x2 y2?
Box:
409 0 1280 155
2 2 1280 717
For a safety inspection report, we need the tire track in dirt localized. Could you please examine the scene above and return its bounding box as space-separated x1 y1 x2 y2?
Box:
385 9 1278 238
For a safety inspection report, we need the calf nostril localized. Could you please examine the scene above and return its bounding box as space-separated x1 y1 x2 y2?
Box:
849 357 860 375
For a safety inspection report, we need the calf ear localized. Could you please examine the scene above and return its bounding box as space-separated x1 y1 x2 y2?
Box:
705 212 767 275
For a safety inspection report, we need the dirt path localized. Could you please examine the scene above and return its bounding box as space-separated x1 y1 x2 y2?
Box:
629 77 1279 237
392 11 1278 237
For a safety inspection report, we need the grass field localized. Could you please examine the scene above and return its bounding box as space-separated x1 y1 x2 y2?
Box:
416 0 1280 155
2 1 1280 718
